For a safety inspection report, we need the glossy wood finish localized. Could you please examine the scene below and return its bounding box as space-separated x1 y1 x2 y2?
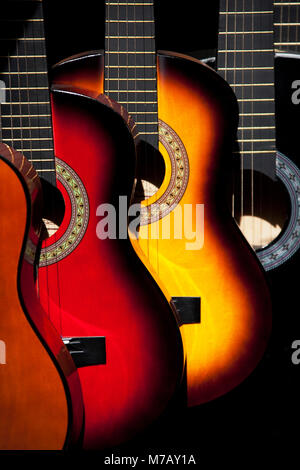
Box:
142 52 272 406
37 85 184 449
0 145 83 450
52 50 272 407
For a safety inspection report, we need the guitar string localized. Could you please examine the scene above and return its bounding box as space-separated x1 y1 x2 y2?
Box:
251 0 254 243
40 2 61 332
288 0 291 50
7 35 13 158
296 0 299 49
153 1 159 276
33 2 50 324
242 0 245 230
224 0 232 216
118 0 120 104
24 8 33 166
233 0 238 217
144 0 152 269
16 26 24 160
42 1 61 332
39 2 53 327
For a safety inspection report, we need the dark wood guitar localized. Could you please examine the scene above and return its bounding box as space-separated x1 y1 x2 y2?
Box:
0 143 83 450
0 0 184 449
217 0 300 270
52 0 272 407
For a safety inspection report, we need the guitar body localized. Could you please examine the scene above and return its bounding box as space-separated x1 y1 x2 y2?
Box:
0 144 83 450
52 50 272 407
37 84 184 448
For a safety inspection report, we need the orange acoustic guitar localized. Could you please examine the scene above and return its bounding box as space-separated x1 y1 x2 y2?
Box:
0 143 83 450
51 0 272 407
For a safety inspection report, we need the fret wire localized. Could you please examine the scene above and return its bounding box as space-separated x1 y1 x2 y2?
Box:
218 66 273 70
239 112 275 116
233 150 275 154
1 138 52 141
4 87 48 90
0 72 48 75
4 102 50 104
239 139 276 142
219 49 273 52
105 78 156 80
105 36 155 38
15 148 54 151
0 19 44 22
220 11 273 15
0 55 47 58
108 90 156 93
106 3 154 5
106 51 155 54
274 23 300 26
106 20 154 22
0 38 45 41
129 111 156 114
274 41 300 45
2 127 51 130
238 98 274 101
230 83 274 86
238 126 276 129
219 31 273 34
117 101 157 104
2 114 51 117
105 65 155 68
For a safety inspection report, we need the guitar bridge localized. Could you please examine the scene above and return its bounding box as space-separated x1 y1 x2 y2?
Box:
170 297 201 326
63 336 106 368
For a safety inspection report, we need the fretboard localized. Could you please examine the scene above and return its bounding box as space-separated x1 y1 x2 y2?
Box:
217 0 276 179
104 0 158 149
0 0 55 186
274 0 300 53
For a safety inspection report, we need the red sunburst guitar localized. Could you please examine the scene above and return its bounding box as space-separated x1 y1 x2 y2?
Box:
0 0 184 449
51 0 272 407
0 143 83 450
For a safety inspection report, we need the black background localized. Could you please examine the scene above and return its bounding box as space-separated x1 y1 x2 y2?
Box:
39 0 300 464
42 0 219 66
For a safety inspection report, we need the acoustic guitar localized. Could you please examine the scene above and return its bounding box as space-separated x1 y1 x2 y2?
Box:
0 143 83 450
0 0 184 448
52 0 272 407
217 0 300 270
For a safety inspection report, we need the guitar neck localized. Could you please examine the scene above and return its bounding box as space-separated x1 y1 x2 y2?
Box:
217 0 276 179
0 0 55 186
274 0 300 53
104 0 159 149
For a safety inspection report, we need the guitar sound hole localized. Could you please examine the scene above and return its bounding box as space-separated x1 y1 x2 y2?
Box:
40 178 65 238
232 170 291 250
133 140 165 202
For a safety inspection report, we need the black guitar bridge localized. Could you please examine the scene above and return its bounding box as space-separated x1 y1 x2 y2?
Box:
170 297 201 326
63 336 106 368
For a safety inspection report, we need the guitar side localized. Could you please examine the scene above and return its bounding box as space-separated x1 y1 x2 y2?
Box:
0 144 83 450
52 50 272 407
